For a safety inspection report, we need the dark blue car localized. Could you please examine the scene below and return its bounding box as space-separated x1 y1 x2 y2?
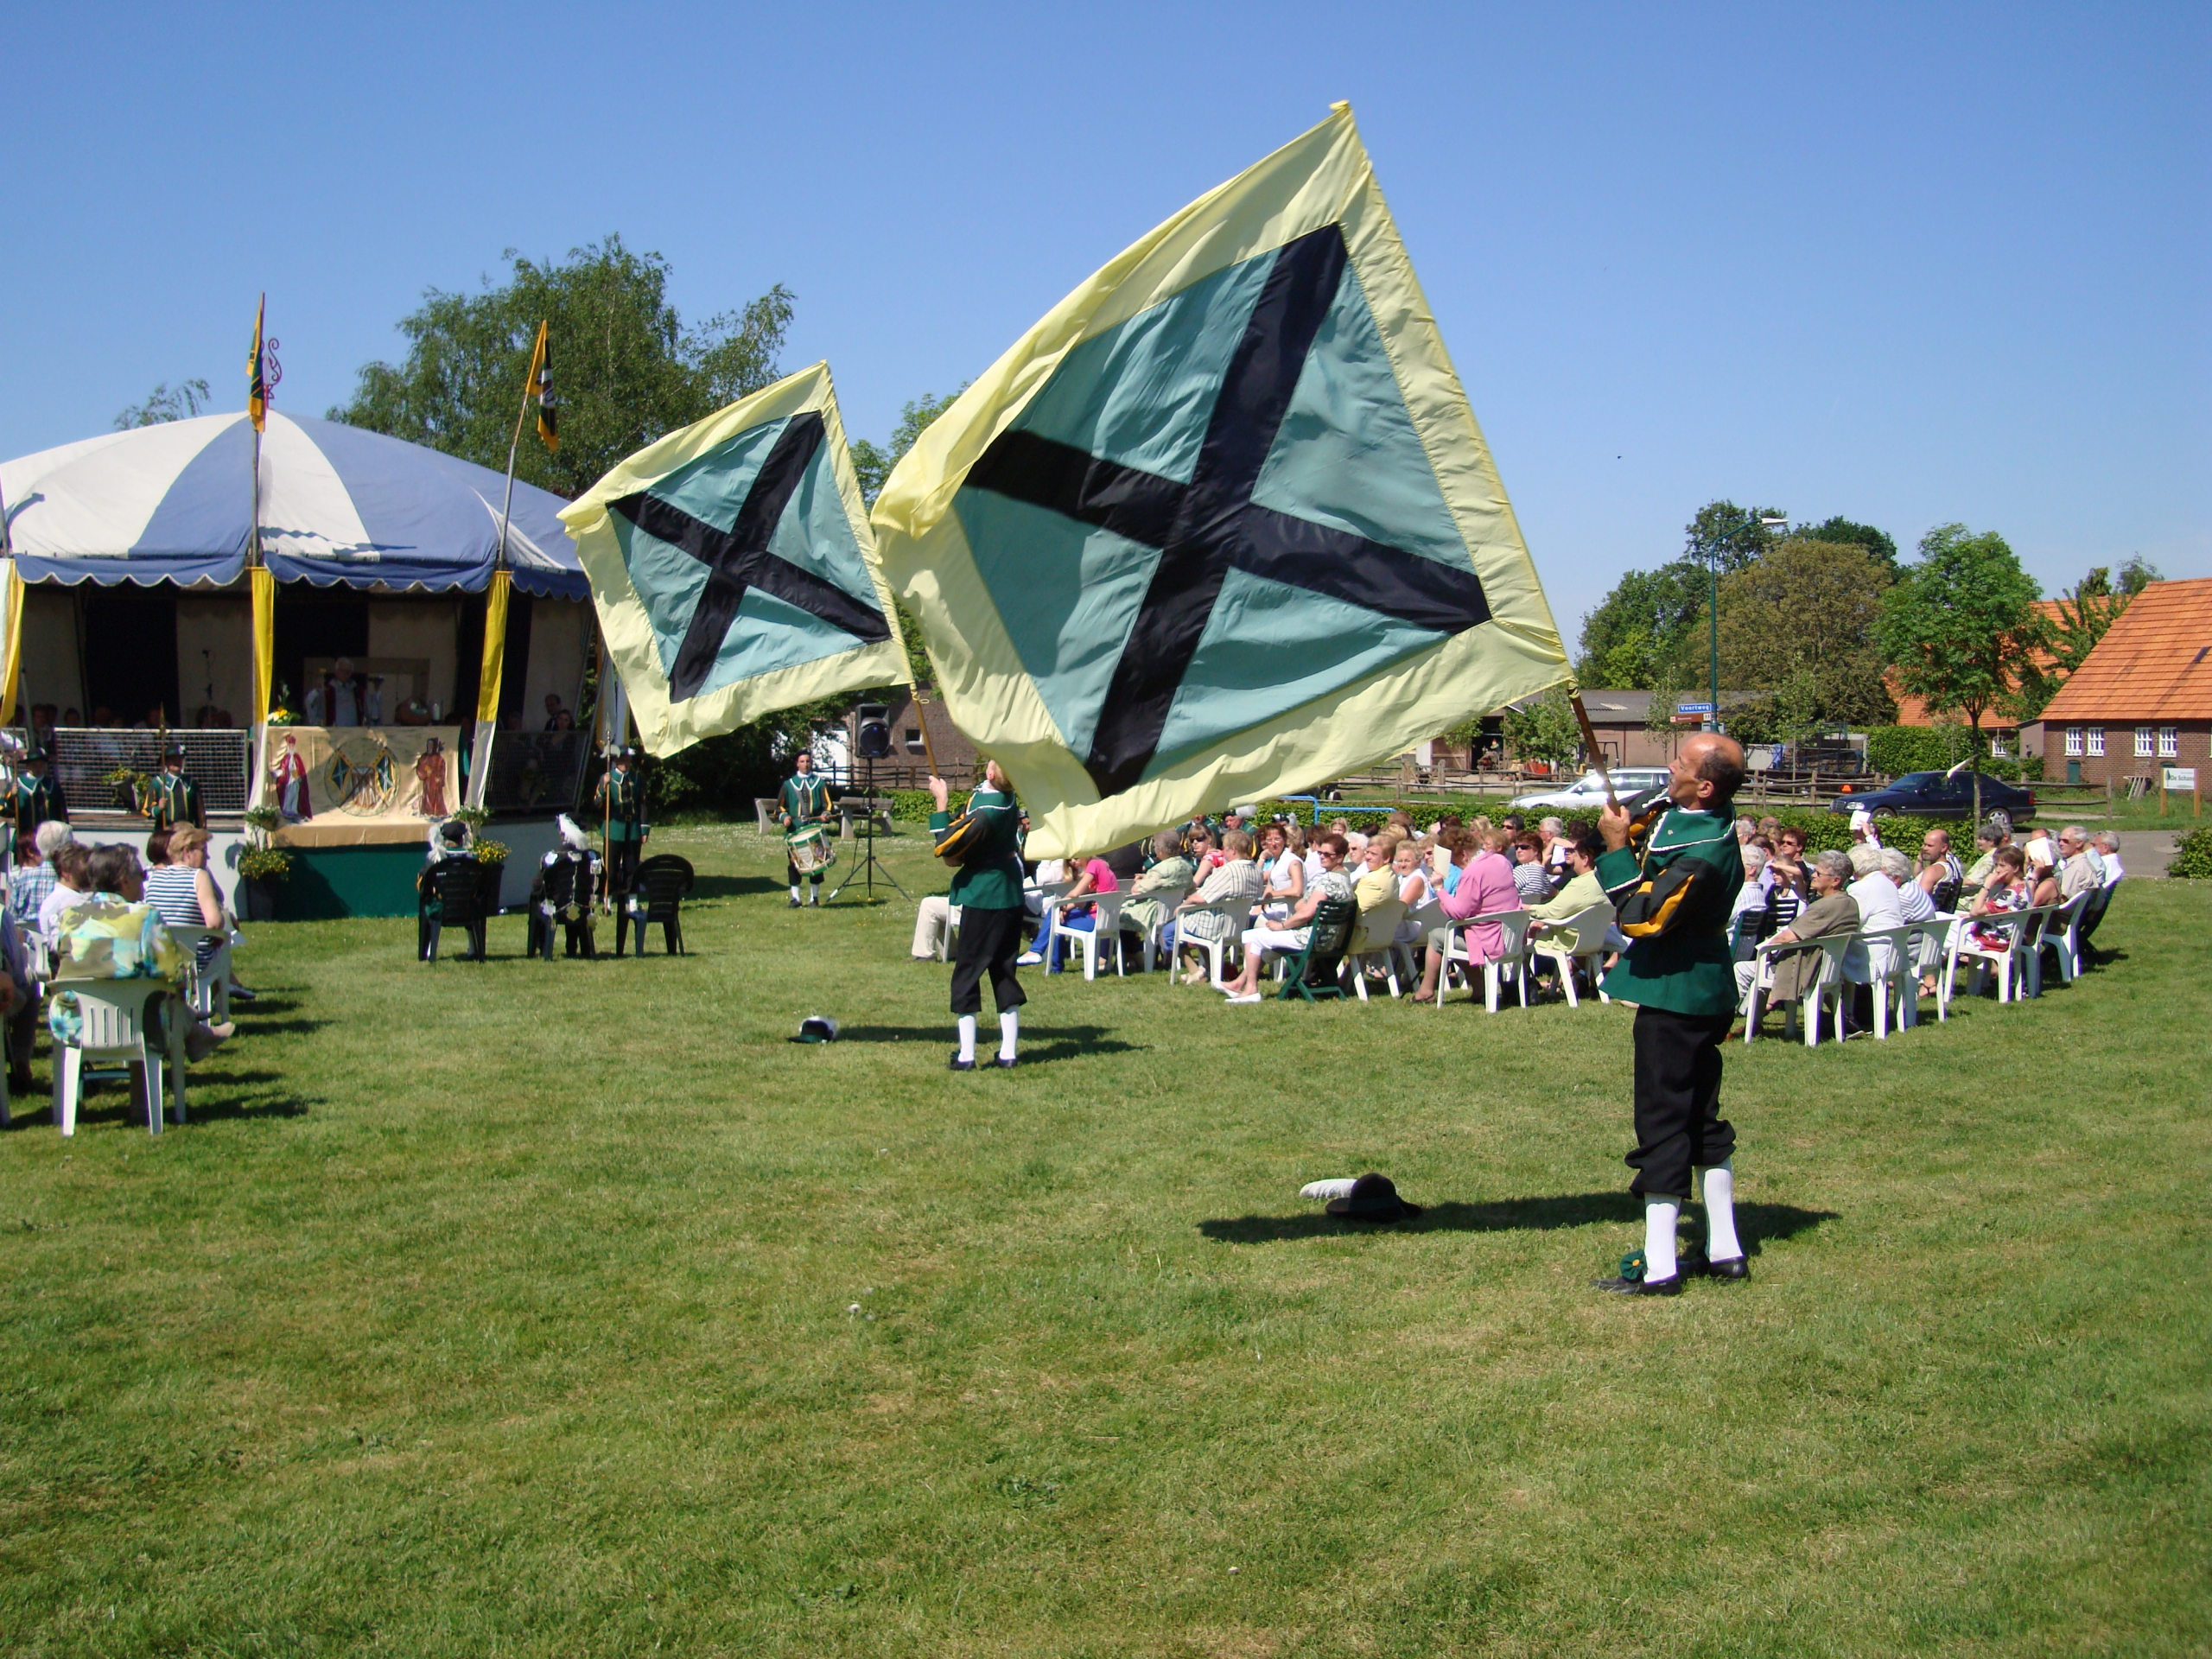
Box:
1828 770 2037 823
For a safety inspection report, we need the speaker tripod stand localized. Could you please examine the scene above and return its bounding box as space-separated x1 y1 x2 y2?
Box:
825 751 908 903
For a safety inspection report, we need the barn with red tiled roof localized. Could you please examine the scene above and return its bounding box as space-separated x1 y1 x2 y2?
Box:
2025 579 2212 785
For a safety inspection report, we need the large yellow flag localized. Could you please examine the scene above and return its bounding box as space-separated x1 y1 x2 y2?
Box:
873 105 1569 857
560 362 911 756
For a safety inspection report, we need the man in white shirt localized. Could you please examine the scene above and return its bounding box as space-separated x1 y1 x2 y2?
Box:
2094 831 2125 887
2056 826 2102 900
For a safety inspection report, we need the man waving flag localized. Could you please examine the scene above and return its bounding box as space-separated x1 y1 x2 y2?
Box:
873 103 1570 857
561 361 910 756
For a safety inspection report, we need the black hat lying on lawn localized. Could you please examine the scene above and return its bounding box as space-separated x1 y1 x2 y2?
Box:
1326 1173 1421 1223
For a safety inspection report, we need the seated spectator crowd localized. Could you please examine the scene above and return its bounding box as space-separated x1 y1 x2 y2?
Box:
6 822 252 1114
910 805 1630 1007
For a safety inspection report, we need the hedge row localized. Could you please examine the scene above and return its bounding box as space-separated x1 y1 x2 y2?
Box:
1865 726 2034 782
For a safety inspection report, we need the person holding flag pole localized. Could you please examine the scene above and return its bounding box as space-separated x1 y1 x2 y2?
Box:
245 296 282 783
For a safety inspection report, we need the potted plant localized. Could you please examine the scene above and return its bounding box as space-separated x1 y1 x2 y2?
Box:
238 845 292 921
105 766 152 816
473 837 511 912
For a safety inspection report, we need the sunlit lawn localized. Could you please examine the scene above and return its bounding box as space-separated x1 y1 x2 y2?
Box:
2 824 2205 1656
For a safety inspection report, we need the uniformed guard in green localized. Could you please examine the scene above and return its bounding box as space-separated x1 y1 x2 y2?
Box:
928 762 1027 1070
594 747 649 899
146 747 206 830
12 745 68 841
779 751 835 907
1591 731 1750 1297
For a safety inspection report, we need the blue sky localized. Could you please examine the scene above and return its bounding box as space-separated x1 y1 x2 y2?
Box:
4 1 2204 642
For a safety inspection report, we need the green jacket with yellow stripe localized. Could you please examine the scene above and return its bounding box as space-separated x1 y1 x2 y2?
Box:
1596 804 1744 1017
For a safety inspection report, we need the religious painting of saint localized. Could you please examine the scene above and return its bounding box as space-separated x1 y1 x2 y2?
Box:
270 733 314 821
416 738 449 818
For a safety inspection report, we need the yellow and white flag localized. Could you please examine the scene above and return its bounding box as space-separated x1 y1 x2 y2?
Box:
873 104 1568 856
561 362 911 757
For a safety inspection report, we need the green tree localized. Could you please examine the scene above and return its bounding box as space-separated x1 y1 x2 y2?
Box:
850 387 965 507
1716 539 1896 735
332 236 793 499
1795 514 1899 573
114 378 212 429
1503 686 1583 768
1684 499 1788 575
2012 557 2164 718
1878 523 2049 770
1575 562 1707 687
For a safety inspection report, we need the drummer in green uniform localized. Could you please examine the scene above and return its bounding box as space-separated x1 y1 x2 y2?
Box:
146 746 205 830
1592 730 1750 1297
779 750 834 909
927 761 1026 1070
594 746 648 902
12 744 67 842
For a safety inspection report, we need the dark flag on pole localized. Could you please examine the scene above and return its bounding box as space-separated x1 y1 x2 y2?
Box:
527 321 558 454
246 294 270 433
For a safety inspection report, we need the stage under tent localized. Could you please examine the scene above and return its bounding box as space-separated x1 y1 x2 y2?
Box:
2 411 603 918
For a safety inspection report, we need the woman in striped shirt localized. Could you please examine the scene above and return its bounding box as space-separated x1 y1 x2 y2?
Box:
142 825 226 969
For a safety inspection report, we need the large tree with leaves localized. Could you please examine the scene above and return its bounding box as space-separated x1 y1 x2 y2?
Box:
1575 499 1785 687
1794 514 1899 574
1716 539 1896 741
1878 524 2048 765
332 236 793 499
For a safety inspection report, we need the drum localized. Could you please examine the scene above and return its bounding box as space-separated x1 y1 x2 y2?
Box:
786 823 837 874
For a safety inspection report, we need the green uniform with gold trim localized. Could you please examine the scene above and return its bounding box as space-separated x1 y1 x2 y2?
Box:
930 785 1027 1015
780 771 834 894
13 770 67 838
147 769 205 830
1596 803 1745 1200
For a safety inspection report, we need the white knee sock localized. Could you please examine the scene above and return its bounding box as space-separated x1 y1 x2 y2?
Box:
790 884 801 902
1699 1161 1741 1261
999 1009 1019 1060
1643 1198 1681 1281
957 1014 976 1063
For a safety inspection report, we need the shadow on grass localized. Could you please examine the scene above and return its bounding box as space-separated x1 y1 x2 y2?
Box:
232 1017 332 1037
1198 1193 1838 1248
692 874 782 900
830 1024 1148 1065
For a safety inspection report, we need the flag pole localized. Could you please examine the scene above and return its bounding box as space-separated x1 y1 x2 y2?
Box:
1568 690 1620 812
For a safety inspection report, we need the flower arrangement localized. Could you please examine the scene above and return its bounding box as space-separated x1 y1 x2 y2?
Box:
451 805 491 831
265 682 297 728
474 839 511 867
104 766 152 816
238 846 293 883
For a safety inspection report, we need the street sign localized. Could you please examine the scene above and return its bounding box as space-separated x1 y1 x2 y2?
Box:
1676 701 1714 714
2164 767 2197 790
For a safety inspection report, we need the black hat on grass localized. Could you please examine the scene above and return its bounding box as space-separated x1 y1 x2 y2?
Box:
1326 1173 1421 1223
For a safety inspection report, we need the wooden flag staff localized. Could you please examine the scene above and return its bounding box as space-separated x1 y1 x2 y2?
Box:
1568 690 1621 813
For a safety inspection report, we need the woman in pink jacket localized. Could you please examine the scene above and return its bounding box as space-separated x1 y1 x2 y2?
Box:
1411 827 1522 1003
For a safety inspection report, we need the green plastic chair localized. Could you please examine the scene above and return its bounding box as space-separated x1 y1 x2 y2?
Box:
1274 897 1357 1002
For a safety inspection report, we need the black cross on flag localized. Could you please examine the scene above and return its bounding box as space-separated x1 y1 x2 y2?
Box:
608 411 893 704
964 226 1491 796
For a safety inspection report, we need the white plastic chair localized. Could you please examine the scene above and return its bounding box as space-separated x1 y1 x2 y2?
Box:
1740 934 1851 1046
1044 890 1129 982
1527 905 1614 1008
2036 891 2091 989
1345 895 1411 1000
54 982 184 1136
168 925 233 1023
1165 898 1256 988
1434 910 1535 1012
1853 925 1922 1038
1946 905 2053 1006
936 904 963 963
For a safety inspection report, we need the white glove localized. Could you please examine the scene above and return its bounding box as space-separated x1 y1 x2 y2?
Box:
1299 1177 1357 1202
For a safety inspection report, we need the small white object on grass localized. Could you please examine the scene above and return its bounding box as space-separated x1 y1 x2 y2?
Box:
1299 1178 1357 1202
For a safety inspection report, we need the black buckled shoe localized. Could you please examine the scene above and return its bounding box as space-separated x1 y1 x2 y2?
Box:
1679 1249 1751 1281
948 1052 976 1071
990 1055 1018 1069
1592 1272 1684 1295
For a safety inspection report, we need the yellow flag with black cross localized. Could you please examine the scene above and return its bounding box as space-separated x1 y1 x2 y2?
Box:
873 103 1570 858
560 362 911 757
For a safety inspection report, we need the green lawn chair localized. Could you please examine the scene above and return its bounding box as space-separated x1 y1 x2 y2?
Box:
1275 896 1357 1002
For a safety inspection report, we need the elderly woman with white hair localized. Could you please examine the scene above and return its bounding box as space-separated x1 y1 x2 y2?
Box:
1843 838 1906 994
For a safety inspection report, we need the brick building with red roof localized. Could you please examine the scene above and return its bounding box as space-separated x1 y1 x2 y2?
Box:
2024 579 2212 785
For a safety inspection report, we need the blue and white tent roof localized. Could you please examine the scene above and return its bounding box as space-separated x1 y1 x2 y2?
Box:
0 411 585 598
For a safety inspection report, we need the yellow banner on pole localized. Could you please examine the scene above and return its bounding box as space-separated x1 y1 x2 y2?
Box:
476 569 512 724
0 563 22 726
251 565 276 725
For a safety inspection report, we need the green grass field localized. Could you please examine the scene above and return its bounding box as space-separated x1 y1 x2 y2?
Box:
3 825 2207 1656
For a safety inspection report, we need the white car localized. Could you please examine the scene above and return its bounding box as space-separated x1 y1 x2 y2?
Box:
1507 768 1672 811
